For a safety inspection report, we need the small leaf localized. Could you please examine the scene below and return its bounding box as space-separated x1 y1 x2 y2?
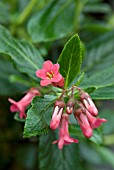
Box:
14 113 25 122
23 95 57 138
0 25 44 81
58 34 82 88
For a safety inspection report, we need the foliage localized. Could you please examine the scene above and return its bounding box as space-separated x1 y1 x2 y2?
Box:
0 0 114 170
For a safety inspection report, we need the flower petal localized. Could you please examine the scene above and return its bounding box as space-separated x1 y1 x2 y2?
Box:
43 60 53 71
10 105 19 112
51 73 62 82
40 79 51 86
52 64 59 74
36 69 47 79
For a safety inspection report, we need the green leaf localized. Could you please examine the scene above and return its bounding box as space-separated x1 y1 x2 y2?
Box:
69 124 103 145
80 66 114 89
84 31 114 76
58 34 82 88
27 0 74 42
0 56 27 95
75 72 85 86
94 146 114 168
91 85 114 100
23 95 57 138
100 110 114 135
83 2 111 13
39 131 82 170
0 2 10 24
0 25 44 81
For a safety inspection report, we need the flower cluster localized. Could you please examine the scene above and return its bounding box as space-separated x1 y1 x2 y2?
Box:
36 60 107 149
8 88 40 119
50 88 107 149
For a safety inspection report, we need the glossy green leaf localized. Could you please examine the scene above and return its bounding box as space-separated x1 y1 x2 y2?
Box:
58 34 82 88
0 25 44 81
27 0 74 42
39 131 82 170
23 95 57 138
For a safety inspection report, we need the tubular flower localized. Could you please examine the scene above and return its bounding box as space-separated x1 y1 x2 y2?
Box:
74 108 93 138
36 60 64 87
50 100 65 130
52 114 79 149
85 110 107 129
8 88 40 119
80 91 98 116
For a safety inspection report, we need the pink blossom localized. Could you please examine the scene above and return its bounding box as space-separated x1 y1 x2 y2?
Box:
50 100 65 130
52 114 79 149
85 110 107 129
36 60 64 87
74 109 93 138
8 88 40 119
80 92 98 116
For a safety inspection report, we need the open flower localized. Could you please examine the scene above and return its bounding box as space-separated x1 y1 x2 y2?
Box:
8 88 40 119
74 108 107 138
52 114 79 149
36 60 64 87
85 110 107 129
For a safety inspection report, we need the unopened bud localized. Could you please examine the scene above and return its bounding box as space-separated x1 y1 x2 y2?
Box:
54 100 65 108
80 91 98 116
66 101 74 114
50 100 65 130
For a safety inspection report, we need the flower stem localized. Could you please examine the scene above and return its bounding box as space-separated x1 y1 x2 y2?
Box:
17 0 38 25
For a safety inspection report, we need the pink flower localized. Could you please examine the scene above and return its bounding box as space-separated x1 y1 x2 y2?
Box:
36 60 64 87
50 100 65 130
85 110 107 129
74 109 93 138
52 114 79 149
8 88 40 119
80 92 98 116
